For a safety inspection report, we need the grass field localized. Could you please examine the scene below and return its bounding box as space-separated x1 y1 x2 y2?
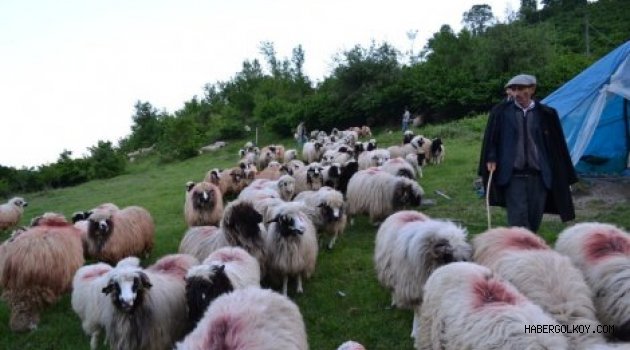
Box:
1 115 629 349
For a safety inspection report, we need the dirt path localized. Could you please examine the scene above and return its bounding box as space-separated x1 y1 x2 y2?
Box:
571 177 630 217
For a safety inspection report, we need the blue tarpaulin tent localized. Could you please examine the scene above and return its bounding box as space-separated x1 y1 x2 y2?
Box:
542 40 630 175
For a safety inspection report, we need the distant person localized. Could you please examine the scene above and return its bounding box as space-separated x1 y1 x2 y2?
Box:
478 74 577 233
402 107 411 132
295 121 308 147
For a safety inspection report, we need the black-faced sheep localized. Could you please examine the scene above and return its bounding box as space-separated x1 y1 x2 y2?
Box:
184 181 224 227
1 213 84 332
185 247 261 329
176 286 308 350
0 197 28 231
71 257 140 350
429 137 445 164
179 200 267 268
293 162 325 194
416 262 569 350
204 167 245 196
102 254 197 350
265 202 318 295
346 168 423 224
380 157 417 179
555 222 630 341
302 141 324 163
473 227 606 349
374 211 472 337
294 186 347 249
86 205 155 264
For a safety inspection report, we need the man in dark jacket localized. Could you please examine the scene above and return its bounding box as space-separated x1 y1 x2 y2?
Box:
478 74 577 232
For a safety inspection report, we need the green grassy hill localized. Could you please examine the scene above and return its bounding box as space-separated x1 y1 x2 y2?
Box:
1 115 628 349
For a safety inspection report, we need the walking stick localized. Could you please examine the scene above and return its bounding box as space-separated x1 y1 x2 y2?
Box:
486 169 494 230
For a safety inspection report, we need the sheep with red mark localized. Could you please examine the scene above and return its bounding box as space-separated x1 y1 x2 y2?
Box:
185 247 261 329
86 205 154 264
1 213 84 332
374 211 471 337
472 226 550 265
71 257 140 350
346 168 423 225
380 157 417 179
184 181 224 227
294 186 347 249
176 286 308 350
179 200 267 267
556 222 630 341
265 202 318 295
474 227 607 349
102 254 197 350
415 262 569 350
0 197 28 231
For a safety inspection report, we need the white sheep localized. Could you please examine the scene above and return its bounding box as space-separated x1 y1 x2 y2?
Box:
302 141 324 163
0 197 28 231
1 213 84 332
429 138 445 164
245 175 295 201
294 186 347 249
86 205 154 264
102 254 197 350
473 227 606 349
555 222 630 341
380 156 417 179
374 211 472 337
416 262 569 350
337 341 367 350
265 202 318 295
185 246 261 328
346 168 423 224
176 286 308 350
71 257 140 350
357 149 390 170
255 160 284 180
293 162 325 194
179 200 267 268
284 149 298 162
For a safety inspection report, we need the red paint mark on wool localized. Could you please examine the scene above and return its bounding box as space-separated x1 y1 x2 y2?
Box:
396 211 428 223
41 219 71 227
203 314 244 350
471 276 521 309
584 229 630 263
365 167 381 175
504 230 548 251
81 266 111 281
213 251 242 263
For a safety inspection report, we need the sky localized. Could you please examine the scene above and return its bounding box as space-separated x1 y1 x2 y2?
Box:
0 0 522 169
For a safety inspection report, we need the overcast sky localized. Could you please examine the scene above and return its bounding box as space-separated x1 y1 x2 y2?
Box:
1 0 522 169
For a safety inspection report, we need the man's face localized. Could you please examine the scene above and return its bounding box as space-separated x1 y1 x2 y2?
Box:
511 85 535 106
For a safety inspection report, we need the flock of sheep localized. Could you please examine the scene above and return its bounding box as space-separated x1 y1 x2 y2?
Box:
0 124 628 350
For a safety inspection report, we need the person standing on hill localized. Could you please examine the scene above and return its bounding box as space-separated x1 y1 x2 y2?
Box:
478 74 577 233
402 107 411 132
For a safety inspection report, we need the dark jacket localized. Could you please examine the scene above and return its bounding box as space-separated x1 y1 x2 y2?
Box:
478 100 578 222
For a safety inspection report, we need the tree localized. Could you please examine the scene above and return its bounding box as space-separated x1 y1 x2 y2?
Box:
124 101 163 152
87 141 126 179
462 4 495 36
520 0 538 22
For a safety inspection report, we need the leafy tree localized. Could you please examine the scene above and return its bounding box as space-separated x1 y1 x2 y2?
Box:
520 0 538 22
87 140 126 179
462 4 495 36
156 115 202 162
124 101 163 152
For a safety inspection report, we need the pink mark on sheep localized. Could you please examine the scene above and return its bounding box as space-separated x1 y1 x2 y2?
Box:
395 211 428 224
80 266 111 281
365 167 381 175
202 314 245 349
584 230 630 263
504 231 548 251
472 276 522 309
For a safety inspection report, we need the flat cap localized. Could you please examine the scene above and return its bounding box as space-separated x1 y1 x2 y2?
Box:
505 74 537 88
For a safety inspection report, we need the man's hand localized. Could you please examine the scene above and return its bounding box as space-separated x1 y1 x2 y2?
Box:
487 162 496 172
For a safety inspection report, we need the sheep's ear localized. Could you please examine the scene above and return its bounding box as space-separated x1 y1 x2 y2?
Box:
186 181 195 192
139 272 152 289
239 149 245 157
317 203 325 207
102 280 115 295
214 264 226 274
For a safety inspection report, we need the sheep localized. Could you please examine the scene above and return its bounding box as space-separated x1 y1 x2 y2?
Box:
374 211 472 337
555 222 630 341
258 145 280 169
255 160 284 180
405 153 424 178
337 341 367 350
184 181 224 227
205 167 245 196
242 175 295 202
302 141 324 163
322 163 342 189
1 213 84 332
86 205 155 264
102 254 197 350
380 157 417 179
185 247 261 328
346 168 423 224
282 159 306 176
294 186 347 249
175 286 308 350
284 149 298 162
403 130 415 144
336 160 360 196
293 162 325 194
179 200 267 267
265 202 318 295
71 257 141 350
473 227 606 349
415 262 569 350
472 226 550 265
0 197 28 231
430 137 445 164
358 149 390 170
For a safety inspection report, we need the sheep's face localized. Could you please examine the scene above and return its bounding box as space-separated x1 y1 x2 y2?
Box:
393 183 422 209
306 165 324 185
322 152 335 165
319 203 344 223
431 138 443 155
366 141 377 152
71 211 92 223
88 216 113 250
429 238 455 264
278 179 295 199
192 189 216 211
270 213 306 237
224 202 263 239
397 168 415 180
10 197 28 208
103 272 152 313
185 265 233 326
